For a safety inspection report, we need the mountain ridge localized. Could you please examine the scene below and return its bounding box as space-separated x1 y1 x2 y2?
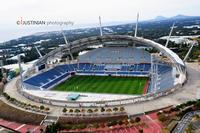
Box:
1 14 200 45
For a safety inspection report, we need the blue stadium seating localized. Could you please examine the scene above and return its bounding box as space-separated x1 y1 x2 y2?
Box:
79 47 151 64
42 72 70 89
24 62 172 90
24 64 76 89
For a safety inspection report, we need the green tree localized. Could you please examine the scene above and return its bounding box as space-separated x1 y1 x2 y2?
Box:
40 105 45 110
135 117 141 123
62 108 67 113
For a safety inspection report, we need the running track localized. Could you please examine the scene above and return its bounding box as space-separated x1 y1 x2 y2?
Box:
0 119 44 133
0 113 163 133
97 113 163 133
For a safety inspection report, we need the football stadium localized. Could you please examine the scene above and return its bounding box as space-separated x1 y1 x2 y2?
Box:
2 15 199 132
1 0 200 131
20 35 187 107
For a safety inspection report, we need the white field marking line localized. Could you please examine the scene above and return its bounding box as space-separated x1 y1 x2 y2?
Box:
120 129 124 133
124 127 128 133
5 122 14 126
133 126 137 132
151 122 160 133
15 124 26 131
127 127 132 132
0 119 4 123
148 123 155 132
32 126 40 132
143 115 151 122
145 115 161 131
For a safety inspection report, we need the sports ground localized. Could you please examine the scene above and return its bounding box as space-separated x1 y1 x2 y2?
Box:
54 75 148 95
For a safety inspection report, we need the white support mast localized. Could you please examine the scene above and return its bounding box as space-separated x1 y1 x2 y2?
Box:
61 30 69 44
0 60 3 76
165 22 175 47
151 54 158 93
134 13 139 37
18 54 23 89
183 41 196 62
99 16 103 36
34 45 42 58
61 30 74 61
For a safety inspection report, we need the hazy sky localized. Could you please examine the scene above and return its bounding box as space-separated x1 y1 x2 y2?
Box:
0 0 199 43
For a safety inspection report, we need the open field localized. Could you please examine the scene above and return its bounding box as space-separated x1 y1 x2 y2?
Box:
54 75 148 95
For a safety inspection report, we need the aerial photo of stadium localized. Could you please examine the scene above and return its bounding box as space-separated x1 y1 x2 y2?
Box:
18 34 185 105
0 0 200 133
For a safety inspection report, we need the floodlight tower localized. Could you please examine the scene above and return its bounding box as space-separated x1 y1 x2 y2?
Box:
61 30 74 61
165 22 175 47
99 16 103 36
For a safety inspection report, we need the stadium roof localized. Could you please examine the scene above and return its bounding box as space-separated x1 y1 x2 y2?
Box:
35 35 185 66
3 59 38 70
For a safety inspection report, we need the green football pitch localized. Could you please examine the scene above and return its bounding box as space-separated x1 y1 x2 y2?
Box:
53 75 148 95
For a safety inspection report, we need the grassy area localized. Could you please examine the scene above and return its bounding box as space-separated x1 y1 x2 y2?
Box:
54 75 148 95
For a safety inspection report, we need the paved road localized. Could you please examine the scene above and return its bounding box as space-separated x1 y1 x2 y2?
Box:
172 111 200 133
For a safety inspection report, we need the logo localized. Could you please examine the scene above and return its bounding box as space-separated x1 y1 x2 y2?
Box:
16 17 74 26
